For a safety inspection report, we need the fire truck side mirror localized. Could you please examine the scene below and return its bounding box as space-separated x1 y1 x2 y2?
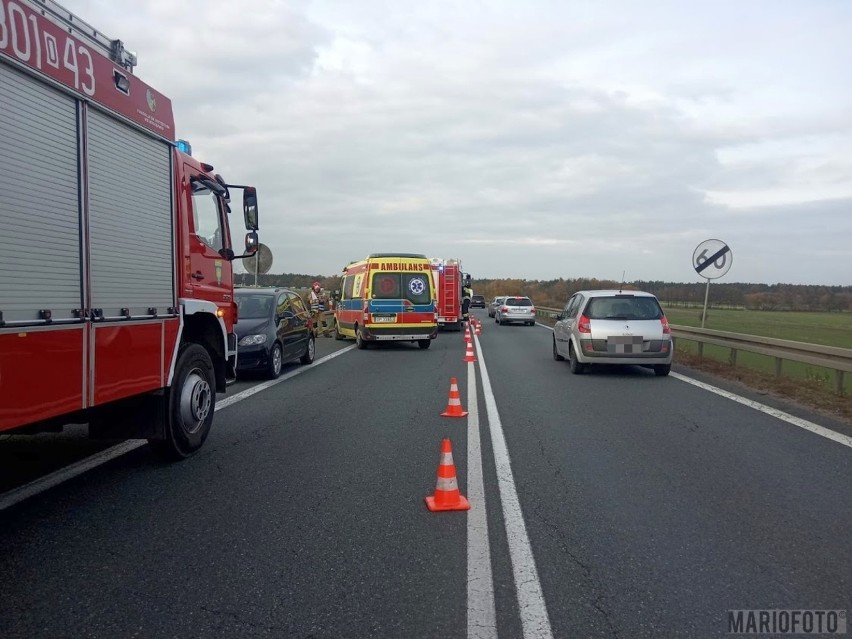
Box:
244 232 259 254
243 187 259 231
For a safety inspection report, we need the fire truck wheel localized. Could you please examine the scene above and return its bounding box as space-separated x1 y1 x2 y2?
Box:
417 339 431 350
267 343 283 379
151 343 215 460
300 335 315 364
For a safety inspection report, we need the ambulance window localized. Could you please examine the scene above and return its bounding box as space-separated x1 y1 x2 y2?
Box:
403 273 431 305
372 273 401 300
343 276 355 300
191 181 224 251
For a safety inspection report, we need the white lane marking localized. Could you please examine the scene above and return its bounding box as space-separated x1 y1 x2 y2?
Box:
216 347 355 410
0 346 357 512
0 440 147 512
467 359 497 639
475 333 554 639
671 371 852 449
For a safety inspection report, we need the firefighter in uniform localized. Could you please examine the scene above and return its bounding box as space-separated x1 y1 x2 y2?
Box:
461 277 473 326
309 282 331 337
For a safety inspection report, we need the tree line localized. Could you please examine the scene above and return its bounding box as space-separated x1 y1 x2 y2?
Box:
474 279 852 312
235 272 852 313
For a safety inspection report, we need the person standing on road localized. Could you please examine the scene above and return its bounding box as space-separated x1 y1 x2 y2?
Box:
461 277 473 326
309 282 331 337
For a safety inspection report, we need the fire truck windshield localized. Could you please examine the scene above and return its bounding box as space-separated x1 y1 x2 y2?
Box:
191 184 224 251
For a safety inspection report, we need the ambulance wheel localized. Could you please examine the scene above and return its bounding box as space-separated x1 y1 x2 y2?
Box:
333 321 344 340
418 339 431 349
356 328 369 349
300 335 315 365
266 342 283 379
150 343 215 460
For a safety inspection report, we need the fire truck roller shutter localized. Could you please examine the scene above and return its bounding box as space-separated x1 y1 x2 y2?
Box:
87 108 175 319
0 62 82 323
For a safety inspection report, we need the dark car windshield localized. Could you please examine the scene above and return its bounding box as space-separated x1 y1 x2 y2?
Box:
236 294 274 320
505 297 532 306
586 296 662 320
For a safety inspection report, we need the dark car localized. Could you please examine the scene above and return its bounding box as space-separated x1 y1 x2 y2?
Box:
470 294 486 308
234 287 315 379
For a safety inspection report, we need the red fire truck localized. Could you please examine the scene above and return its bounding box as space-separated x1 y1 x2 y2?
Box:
0 0 260 458
429 258 470 331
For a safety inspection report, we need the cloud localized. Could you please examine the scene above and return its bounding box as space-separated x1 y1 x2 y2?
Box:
70 0 852 285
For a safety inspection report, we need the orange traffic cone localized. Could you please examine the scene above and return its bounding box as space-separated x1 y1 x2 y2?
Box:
474 322 481 336
463 340 476 362
425 438 470 512
441 377 468 417
464 330 472 342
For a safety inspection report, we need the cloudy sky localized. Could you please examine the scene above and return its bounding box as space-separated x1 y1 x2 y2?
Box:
74 0 851 285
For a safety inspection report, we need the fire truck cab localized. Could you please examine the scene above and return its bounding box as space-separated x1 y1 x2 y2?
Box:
0 0 260 458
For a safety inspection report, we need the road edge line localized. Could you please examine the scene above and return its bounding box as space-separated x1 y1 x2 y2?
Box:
670 371 852 449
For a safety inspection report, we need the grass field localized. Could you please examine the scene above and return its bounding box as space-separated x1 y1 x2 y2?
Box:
662 306 852 396
535 304 852 417
662 307 852 349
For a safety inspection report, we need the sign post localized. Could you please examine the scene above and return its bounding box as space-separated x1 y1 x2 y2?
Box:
692 239 732 327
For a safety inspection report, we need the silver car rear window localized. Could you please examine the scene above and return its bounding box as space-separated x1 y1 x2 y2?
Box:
505 297 532 306
586 296 662 320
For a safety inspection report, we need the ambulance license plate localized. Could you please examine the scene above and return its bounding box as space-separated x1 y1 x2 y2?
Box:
372 315 396 323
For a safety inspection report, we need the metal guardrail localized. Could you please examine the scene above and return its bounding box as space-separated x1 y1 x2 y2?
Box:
534 307 851 394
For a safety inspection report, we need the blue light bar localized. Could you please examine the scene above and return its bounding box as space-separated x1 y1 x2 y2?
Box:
175 139 192 155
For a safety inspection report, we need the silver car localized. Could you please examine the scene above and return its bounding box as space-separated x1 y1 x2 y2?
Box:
488 296 507 318
495 296 536 326
552 290 673 376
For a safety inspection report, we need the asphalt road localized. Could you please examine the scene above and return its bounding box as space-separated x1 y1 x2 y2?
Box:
1 310 851 638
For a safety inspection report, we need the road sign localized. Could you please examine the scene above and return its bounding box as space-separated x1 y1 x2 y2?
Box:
693 239 732 280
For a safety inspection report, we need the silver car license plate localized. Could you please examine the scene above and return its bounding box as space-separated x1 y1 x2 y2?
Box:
607 336 644 353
